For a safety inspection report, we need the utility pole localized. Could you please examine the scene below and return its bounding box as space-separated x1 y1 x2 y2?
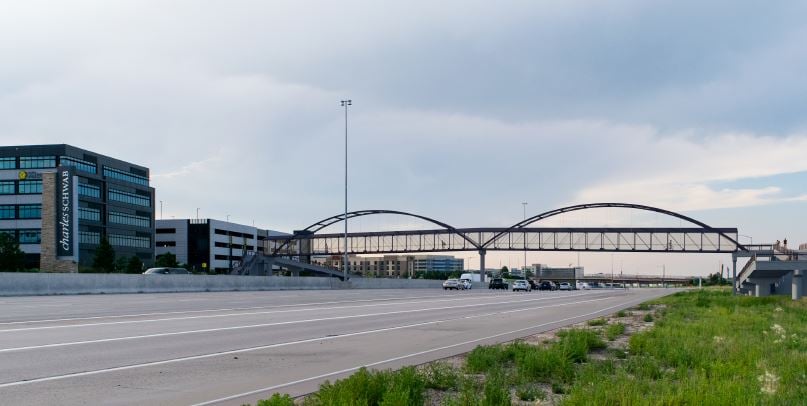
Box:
522 202 528 273
340 99 352 281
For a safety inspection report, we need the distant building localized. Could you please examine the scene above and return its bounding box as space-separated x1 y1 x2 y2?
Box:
314 254 464 277
155 218 286 273
0 144 155 271
527 264 584 282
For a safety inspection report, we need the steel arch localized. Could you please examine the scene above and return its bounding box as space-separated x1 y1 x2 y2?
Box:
482 202 747 251
272 209 482 255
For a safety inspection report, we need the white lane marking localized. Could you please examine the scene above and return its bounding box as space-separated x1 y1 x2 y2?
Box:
0 291 511 326
192 293 657 406
0 293 612 352
0 291 606 333
0 295 631 389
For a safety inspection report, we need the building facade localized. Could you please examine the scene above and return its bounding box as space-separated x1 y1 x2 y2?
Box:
0 145 155 270
526 264 585 282
156 218 285 273
314 254 464 277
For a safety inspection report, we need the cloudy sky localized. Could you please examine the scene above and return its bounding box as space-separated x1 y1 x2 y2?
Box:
2 1 805 275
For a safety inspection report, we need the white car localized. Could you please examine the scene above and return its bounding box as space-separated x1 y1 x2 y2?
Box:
443 279 462 290
512 280 531 292
558 282 572 291
460 279 472 290
576 282 590 290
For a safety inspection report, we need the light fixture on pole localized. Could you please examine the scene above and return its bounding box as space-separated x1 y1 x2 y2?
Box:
340 99 352 281
522 202 528 272
196 208 200 221
159 200 163 220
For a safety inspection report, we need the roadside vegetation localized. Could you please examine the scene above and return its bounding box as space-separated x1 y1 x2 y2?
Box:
250 289 806 405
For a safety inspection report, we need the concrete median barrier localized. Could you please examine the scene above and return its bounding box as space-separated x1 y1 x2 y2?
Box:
0 273 443 296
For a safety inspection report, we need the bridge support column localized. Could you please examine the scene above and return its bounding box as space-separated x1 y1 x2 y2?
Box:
732 256 738 296
750 278 777 297
479 250 486 283
793 270 803 301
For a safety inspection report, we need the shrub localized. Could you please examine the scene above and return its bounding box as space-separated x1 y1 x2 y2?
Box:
516 384 545 401
637 303 651 311
481 369 510 406
306 367 425 406
616 310 628 317
643 313 654 322
551 382 567 394
256 393 294 406
423 362 458 390
466 345 508 373
587 318 607 326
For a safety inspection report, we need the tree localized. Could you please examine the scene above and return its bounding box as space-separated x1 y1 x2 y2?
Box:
92 236 116 273
127 256 144 273
0 233 25 271
114 256 128 273
500 266 510 279
155 252 179 267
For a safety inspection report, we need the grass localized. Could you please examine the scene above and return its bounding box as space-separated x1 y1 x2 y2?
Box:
586 318 607 326
563 290 807 405
605 322 626 341
643 313 654 322
251 289 806 406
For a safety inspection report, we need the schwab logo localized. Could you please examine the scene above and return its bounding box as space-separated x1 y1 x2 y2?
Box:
59 170 72 252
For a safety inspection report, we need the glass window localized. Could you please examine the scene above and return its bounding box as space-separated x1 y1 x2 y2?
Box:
0 205 15 219
17 180 42 194
19 156 56 169
18 204 41 219
103 166 149 186
108 211 150 228
108 234 150 248
108 189 150 207
79 231 100 245
0 181 14 194
78 183 101 198
60 156 97 174
18 229 41 244
0 157 15 169
78 207 101 222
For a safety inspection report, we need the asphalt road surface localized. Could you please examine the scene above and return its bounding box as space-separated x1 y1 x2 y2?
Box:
0 287 677 405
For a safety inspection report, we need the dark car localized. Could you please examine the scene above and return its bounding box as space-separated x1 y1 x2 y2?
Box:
539 281 557 291
488 278 509 290
528 280 539 290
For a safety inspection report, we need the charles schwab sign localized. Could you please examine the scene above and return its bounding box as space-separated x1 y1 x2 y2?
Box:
56 166 76 258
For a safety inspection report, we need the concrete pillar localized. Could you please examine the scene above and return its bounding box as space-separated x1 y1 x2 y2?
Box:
479 250 486 283
793 270 803 301
732 256 737 295
751 279 777 297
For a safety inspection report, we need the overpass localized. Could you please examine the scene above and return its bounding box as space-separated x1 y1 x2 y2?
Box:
251 203 746 283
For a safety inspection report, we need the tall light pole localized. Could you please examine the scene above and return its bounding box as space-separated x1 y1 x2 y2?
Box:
341 99 352 281
522 202 528 273
196 208 200 221
159 200 163 220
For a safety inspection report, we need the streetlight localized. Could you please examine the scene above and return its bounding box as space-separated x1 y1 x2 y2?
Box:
738 234 753 248
196 208 200 221
522 202 528 272
657 264 666 288
159 200 163 220
341 99 352 281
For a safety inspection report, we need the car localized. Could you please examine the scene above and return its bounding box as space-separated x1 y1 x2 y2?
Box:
558 282 572 291
576 282 590 290
539 281 556 291
488 278 509 290
512 280 531 292
460 279 473 290
443 278 462 290
528 280 539 290
143 267 190 275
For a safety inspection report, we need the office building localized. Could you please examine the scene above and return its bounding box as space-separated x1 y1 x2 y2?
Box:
314 254 464 277
0 145 155 271
156 218 286 273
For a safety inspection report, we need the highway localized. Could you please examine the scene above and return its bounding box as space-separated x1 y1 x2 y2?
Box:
0 287 676 405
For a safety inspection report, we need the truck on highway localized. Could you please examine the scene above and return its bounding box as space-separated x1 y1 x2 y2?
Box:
460 273 481 282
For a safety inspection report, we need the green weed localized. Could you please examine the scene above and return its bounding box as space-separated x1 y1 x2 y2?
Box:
643 313 654 322
587 318 607 326
605 323 626 341
255 393 294 406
